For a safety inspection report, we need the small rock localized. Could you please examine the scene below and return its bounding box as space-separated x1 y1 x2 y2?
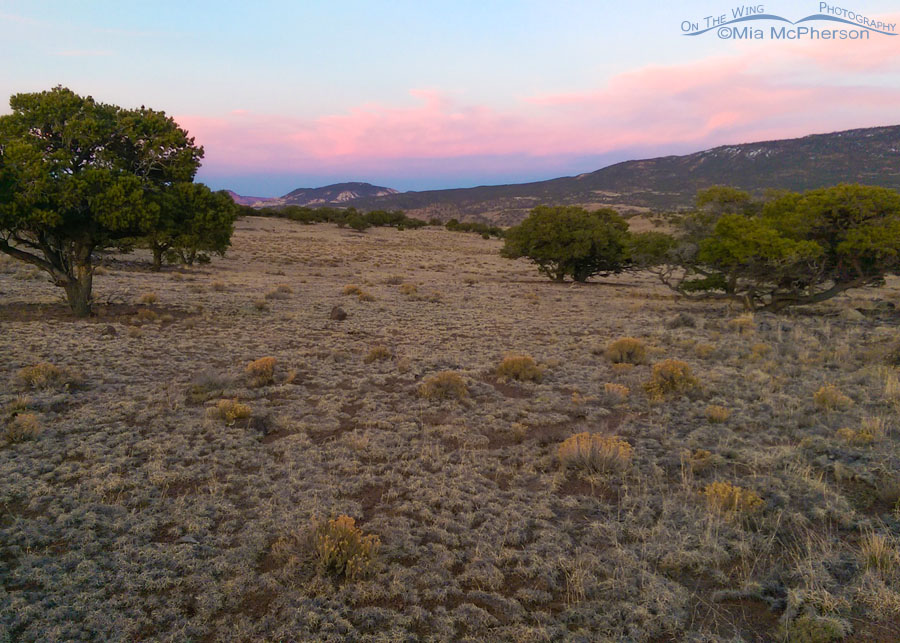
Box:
840 308 865 321
329 306 347 321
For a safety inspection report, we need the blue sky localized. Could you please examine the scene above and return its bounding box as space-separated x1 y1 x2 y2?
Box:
2 1 899 195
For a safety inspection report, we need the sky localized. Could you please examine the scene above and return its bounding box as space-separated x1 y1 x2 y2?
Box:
1 0 899 196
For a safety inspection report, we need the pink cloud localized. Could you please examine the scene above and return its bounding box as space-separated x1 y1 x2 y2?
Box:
180 29 900 176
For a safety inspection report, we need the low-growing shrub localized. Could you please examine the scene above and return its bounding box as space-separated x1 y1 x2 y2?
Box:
314 515 380 580
208 399 252 425
253 299 269 311
418 371 468 400
496 354 543 382
558 433 632 473
784 614 848 643
343 285 362 296
357 290 376 302
604 337 647 364
399 283 418 296
835 427 875 446
702 481 763 515
694 343 716 359
5 413 41 443
645 359 699 399
16 362 82 391
813 384 853 411
705 405 731 423
139 292 158 304
604 382 630 401
365 346 392 363
246 357 277 387
727 314 755 335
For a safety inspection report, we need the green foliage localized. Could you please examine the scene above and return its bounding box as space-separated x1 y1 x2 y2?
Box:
256 205 427 231
0 86 230 314
641 184 900 311
501 205 630 282
445 218 503 237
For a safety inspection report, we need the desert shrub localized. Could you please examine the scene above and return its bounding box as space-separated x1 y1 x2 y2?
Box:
208 399 252 425
860 531 898 575
246 357 277 387
813 384 853 411
399 283 418 296
750 342 772 358
211 281 226 291
705 405 731 423
384 275 403 285
365 346 392 363
604 337 647 364
253 299 269 311
139 292 158 304
496 354 543 382
418 371 468 400
835 427 875 446
558 433 632 473
186 371 231 404
501 205 631 282
645 359 699 399
16 362 81 390
343 285 362 296
314 515 380 580
785 614 848 642
265 284 293 300
694 343 716 359
667 312 696 329
604 383 630 401
357 290 376 302
727 315 755 334
702 481 763 515
5 413 41 443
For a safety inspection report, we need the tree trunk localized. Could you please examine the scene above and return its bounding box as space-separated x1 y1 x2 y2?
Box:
63 262 93 317
152 244 165 271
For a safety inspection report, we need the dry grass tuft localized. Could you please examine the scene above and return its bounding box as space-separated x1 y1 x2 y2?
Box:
558 433 632 473
860 531 899 575
705 405 731 423
835 427 876 447
357 290 376 302
211 281 226 291
418 371 468 400
265 284 293 300
314 515 380 580
5 412 41 443
16 362 82 391
253 298 269 311
645 359 699 399
604 337 647 364
343 285 363 296
207 399 252 425
399 283 418 296
727 314 755 334
813 384 853 411
139 292 158 305
702 481 763 515
496 353 543 382
246 357 277 387
364 345 392 363
604 382 630 401
694 342 716 359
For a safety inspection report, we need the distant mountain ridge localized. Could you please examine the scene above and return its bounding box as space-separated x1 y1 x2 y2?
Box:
230 125 900 225
227 182 398 208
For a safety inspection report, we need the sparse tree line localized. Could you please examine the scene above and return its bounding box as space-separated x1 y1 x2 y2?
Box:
250 204 429 231
3 87 899 317
502 185 900 312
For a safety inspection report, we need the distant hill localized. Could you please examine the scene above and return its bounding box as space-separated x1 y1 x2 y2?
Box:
340 125 900 225
227 182 398 208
